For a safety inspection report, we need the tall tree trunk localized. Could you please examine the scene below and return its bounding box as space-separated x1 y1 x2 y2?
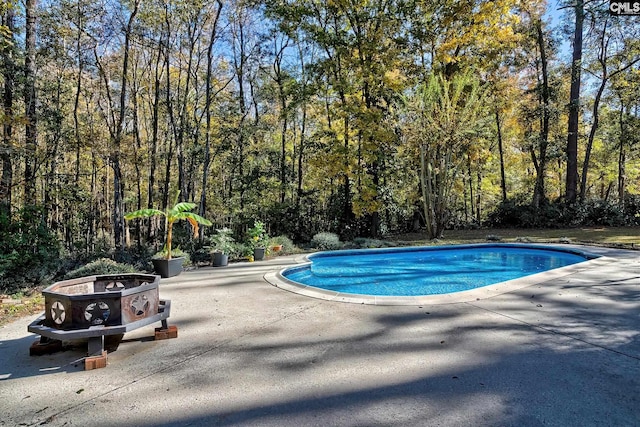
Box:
148 36 163 240
200 0 223 220
162 4 174 211
579 78 605 202
232 14 249 210
270 34 290 205
86 96 97 250
565 0 584 204
279 86 288 205
295 59 308 239
24 0 38 202
176 20 199 202
475 167 482 224
296 100 306 204
467 155 475 219
495 108 507 202
617 101 627 206
1 6 15 215
532 19 550 208
580 16 608 203
113 0 140 251
296 41 308 215
420 145 435 239
73 0 83 185
342 113 351 230
44 74 63 230
131 60 142 245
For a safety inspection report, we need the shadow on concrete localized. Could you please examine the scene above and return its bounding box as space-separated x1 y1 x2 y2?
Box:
0 331 165 380
0 335 86 379
143 309 640 426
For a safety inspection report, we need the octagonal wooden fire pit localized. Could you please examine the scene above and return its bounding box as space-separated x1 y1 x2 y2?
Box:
28 273 175 370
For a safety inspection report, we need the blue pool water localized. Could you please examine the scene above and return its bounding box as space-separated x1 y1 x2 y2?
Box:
282 244 593 296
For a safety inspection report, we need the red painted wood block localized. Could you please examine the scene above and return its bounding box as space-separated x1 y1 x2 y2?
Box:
85 351 108 370
155 325 178 340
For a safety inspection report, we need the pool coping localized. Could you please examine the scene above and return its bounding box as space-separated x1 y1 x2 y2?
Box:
263 243 615 306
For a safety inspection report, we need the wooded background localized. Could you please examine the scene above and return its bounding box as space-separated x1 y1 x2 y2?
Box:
0 0 639 287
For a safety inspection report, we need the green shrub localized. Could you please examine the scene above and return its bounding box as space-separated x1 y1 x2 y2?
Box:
487 198 632 229
623 195 640 225
572 200 625 226
269 235 296 254
0 206 61 293
189 247 212 265
63 258 137 280
486 198 559 228
311 232 343 250
232 242 253 258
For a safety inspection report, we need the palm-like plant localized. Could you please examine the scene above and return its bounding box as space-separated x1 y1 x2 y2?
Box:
124 191 212 259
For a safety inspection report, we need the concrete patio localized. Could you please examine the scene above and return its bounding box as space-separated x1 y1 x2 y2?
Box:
0 245 638 426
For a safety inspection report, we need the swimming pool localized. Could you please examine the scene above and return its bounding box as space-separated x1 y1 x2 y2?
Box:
272 244 600 304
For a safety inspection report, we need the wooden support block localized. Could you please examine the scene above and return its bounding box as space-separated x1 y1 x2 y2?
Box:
29 339 63 356
85 351 108 370
155 325 178 340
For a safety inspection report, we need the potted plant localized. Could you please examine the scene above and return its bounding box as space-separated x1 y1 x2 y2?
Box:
269 235 292 254
124 191 212 278
151 248 190 278
247 220 269 261
210 228 235 267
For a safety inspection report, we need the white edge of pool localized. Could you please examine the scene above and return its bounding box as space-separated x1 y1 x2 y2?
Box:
263 245 616 306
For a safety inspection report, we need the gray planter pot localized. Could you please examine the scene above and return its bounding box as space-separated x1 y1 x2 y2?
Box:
152 257 184 278
253 247 265 261
212 252 229 267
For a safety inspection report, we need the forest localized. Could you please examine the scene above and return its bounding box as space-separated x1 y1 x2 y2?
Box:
0 0 639 290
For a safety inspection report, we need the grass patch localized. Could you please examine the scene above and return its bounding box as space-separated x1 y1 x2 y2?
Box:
393 226 640 247
0 292 44 327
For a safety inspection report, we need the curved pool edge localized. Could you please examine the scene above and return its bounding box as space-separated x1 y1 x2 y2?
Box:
264 244 614 306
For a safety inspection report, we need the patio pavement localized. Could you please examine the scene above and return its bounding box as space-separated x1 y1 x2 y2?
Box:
0 245 638 427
